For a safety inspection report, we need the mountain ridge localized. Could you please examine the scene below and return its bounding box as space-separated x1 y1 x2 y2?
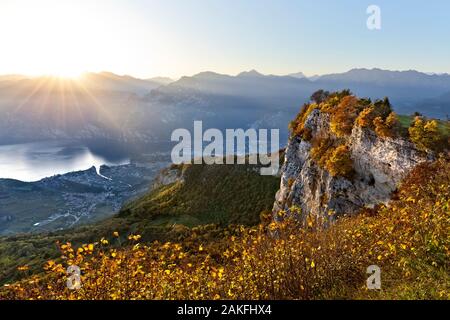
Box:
0 68 449 148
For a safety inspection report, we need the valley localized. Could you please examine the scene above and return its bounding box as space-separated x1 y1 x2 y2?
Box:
0 153 170 235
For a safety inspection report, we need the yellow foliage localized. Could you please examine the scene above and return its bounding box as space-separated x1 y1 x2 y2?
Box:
325 145 354 178
310 137 334 168
409 117 445 152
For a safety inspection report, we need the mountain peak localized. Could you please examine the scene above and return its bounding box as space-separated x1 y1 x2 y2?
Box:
148 77 174 85
288 72 306 79
237 70 264 78
192 71 229 79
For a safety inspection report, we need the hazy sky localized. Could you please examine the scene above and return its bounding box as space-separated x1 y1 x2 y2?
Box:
0 0 449 78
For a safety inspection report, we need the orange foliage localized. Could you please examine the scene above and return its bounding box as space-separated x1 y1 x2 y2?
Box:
329 95 362 137
373 112 401 138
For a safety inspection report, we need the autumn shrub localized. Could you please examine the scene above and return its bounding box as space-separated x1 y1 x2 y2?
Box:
373 112 401 138
385 112 401 133
409 117 447 152
310 136 335 168
290 90 369 140
310 136 354 179
289 103 318 139
356 106 376 128
328 95 363 137
356 98 394 132
319 91 351 113
324 145 354 179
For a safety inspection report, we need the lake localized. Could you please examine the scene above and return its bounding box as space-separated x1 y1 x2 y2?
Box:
0 141 130 182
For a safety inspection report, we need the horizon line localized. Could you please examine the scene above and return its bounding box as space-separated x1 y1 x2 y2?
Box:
1 67 450 81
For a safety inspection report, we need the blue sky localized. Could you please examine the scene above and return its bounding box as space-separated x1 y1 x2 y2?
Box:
0 0 449 78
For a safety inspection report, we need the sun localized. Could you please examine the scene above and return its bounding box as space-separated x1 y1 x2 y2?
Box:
35 57 87 79
0 2 107 80
41 61 85 79
48 68 83 79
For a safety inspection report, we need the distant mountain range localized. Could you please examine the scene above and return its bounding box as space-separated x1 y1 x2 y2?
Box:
0 68 448 147
0 72 171 95
288 72 307 79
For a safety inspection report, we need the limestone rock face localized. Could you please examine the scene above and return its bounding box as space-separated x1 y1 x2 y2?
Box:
273 109 430 220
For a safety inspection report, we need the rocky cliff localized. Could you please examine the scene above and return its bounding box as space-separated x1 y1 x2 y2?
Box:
273 107 432 221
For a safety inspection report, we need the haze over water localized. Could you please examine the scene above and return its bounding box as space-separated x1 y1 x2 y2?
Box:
0 141 129 182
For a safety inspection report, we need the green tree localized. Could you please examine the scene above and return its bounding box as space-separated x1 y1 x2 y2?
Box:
310 89 330 104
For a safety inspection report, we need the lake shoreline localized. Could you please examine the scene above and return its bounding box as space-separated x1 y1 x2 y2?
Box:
0 140 131 182
0 159 170 236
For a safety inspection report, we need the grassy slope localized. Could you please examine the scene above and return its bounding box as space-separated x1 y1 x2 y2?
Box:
120 163 280 226
0 162 280 284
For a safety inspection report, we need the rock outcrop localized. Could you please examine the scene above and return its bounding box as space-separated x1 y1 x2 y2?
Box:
273 108 431 221
151 165 185 190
